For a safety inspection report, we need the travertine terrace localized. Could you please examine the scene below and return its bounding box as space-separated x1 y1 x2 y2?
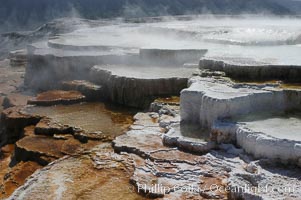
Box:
1 16 301 199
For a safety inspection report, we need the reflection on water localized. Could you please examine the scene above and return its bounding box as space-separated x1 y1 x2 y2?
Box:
23 102 137 137
236 112 301 141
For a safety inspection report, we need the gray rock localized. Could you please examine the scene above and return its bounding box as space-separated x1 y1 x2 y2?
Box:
90 65 195 108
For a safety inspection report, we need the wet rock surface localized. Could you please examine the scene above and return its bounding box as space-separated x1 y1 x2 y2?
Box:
8 101 301 199
3 101 135 165
0 54 138 197
21 102 135 141
15 133 100 165
7 110 229 199
28 90 86 106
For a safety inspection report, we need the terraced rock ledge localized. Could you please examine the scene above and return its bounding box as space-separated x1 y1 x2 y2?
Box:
90 65 197 108
199 57 301 82
2 17 301 200
7 100 301 200
181 73 301 166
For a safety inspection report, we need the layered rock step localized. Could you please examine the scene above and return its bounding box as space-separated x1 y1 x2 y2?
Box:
27 90 86 106
15 130 100 165
25 41 139 90
181 76 301 128
181 76 301 165
1 100 134 168
199 57 301 82
34 118 74 136
90 65 197 108
25 35 206 93
212 113 301 166
21 102 134 142
1 89 93 145
163 123 215 154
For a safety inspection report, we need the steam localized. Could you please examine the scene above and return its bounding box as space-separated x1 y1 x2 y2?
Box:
1 0 301 62
41 15 301 66
1 0 301 33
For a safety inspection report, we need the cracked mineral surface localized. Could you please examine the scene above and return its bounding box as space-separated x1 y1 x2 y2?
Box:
6 101 301 200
